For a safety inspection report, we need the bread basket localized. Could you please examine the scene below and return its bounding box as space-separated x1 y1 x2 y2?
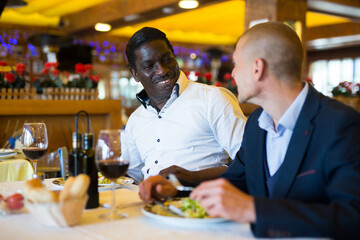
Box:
25 195 88 227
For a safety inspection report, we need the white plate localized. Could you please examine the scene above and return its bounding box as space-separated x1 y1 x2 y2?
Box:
0 152 18 160
0 149 17 155
141 203 228 226
52 177 134 192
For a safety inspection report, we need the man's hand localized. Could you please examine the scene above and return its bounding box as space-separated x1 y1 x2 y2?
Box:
190 178 256 223
138 175 177 203
159 165 196 183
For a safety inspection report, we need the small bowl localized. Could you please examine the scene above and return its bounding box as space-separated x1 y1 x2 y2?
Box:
25 195 88 227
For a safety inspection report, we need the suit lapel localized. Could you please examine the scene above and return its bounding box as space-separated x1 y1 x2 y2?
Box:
271 85 320 199
254 122 268 197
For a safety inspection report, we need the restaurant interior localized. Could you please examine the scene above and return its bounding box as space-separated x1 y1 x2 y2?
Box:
0 0 359 238
0 0 359 175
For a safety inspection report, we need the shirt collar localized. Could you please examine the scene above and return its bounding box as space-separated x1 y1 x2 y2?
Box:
136 70 188 109
258 82 309 133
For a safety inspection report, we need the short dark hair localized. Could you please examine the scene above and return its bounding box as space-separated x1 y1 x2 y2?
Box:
125 27 174 70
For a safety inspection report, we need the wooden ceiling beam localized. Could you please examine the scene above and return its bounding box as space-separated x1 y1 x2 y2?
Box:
307 22 360 41
63 0 178 33
62 0 226 36
306 22 360 50
307 0 360 20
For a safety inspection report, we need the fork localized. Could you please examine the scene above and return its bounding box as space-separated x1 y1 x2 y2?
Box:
168 174 194 192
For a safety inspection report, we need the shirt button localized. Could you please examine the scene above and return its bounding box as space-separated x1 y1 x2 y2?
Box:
158 116 162 119
155 160 158 164
157 139 160 142
147 168 150 174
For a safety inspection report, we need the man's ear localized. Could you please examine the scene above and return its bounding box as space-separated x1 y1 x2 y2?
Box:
130 68 140 82
253 58 265 81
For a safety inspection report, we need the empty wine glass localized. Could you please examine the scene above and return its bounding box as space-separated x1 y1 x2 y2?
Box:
20 123 48 177
95 129 129 220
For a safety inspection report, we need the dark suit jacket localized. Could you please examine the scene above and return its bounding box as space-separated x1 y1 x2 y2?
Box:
222 85 360 239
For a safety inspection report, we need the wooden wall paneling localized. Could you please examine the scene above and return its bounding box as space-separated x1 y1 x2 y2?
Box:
0 100 122 153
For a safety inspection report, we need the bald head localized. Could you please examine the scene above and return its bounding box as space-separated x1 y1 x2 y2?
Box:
239 22 304 83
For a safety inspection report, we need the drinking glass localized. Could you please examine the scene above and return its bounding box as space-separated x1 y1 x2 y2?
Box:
95 129 129 220
20 123 48 176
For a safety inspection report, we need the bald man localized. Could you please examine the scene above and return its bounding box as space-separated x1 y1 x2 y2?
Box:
138 22 360 239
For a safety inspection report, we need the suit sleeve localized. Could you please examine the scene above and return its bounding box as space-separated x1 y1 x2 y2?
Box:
221 147 248 192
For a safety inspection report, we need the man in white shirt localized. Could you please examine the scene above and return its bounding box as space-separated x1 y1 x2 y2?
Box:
123 27 247 183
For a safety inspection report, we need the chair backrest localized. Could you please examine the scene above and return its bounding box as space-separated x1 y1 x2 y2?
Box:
58 147 69 179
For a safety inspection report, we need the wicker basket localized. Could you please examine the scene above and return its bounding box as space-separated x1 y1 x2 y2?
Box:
25 195 88 227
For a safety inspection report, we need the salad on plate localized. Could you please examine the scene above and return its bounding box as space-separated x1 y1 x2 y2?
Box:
97 172 129 185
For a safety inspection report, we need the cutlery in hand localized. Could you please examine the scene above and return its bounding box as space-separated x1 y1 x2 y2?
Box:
168 174 194 192
154 200 184 217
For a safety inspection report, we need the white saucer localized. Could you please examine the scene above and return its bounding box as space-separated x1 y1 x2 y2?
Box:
0 152 18 160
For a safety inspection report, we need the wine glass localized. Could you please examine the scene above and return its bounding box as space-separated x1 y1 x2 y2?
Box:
95 129 129 220
20 123 48 177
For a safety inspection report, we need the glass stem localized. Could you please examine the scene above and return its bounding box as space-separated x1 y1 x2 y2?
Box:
32 160 38 174
110 180 116 219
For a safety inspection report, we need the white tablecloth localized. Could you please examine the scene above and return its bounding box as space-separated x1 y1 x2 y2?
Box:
0 179 257 240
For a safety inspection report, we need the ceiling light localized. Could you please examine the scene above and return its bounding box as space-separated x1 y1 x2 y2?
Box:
178 0 199 9
95 23 112 32
162 7 174 14
123 14 140 22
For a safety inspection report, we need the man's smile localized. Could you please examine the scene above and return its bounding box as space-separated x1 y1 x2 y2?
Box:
155 79 171 85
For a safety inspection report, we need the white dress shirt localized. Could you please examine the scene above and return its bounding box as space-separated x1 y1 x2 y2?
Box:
122 71 247 182
258 83 309 176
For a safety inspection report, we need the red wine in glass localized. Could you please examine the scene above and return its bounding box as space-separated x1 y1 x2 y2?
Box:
22 147 47 160
95 129 129 220
21 122 48 176
98 160 129 180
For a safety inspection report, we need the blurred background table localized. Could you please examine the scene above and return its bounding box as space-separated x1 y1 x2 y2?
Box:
0 158 33 182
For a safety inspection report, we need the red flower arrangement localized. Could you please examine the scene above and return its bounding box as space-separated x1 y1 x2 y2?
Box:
331 81 355 97
203 72 213 82
356 83 360 97
196 71 213 84
32 62 63 93
71 63 100 89
193 70 237 95
0 61 27 88
15 63 26 75
5 72 15 84
33 62 99 92
218 72 237 95
183 70 190 78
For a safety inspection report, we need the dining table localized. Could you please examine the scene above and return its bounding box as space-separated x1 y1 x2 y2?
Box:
0 178 261 240
0 179 332 240
0 158 33 182
0 149 61 182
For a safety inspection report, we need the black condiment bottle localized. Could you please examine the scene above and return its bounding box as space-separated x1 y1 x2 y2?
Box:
82 133 99 209
68 132 83 177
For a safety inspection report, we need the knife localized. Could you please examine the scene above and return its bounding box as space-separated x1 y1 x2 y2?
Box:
154 200 184 217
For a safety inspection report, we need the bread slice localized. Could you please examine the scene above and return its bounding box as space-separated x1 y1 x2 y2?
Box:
69 174 90 199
